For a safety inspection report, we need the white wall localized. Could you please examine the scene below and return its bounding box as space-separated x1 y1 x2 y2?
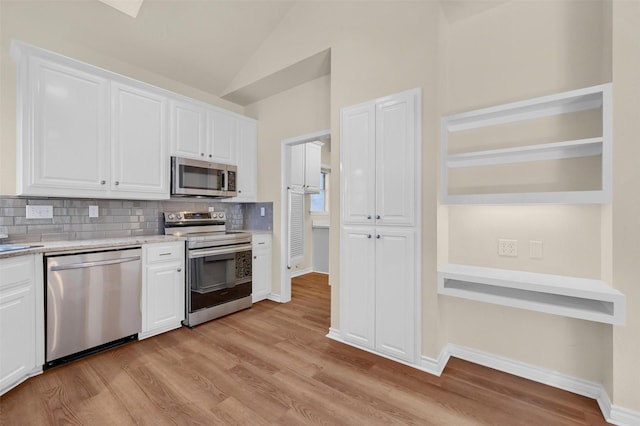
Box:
245 75 330 296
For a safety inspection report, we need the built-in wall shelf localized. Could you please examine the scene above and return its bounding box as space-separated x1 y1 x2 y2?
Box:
441 84 612 204
437 264 625 325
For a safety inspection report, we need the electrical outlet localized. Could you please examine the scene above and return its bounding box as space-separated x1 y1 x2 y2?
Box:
208 206 215 212
88 205 99 218
530 240 543 259
260 207 265 217
498 239 518 257
26 205 53 219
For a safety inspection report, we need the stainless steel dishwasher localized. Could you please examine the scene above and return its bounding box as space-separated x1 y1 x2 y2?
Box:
45 248 142 367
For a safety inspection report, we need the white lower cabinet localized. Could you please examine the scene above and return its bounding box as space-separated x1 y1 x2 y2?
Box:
0 254 44 396
341 227 416 363
140 242 185 339
252 234 272 302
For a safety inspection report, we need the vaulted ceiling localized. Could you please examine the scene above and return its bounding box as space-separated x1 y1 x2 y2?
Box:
1 0 510 106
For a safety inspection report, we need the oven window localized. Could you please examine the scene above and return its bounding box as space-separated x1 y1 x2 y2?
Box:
179 164 223 191
191 253 235 293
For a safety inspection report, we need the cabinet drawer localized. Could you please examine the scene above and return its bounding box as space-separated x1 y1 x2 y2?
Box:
145 243 184 264
252 234 272 249
0 256 34 290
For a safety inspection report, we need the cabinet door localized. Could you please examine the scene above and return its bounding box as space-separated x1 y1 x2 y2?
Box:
23 57 109 196
0 255 42 395
374 228 416 362
111 82 169 199
304 143 322 193
375 91 417 227
252 247 272 302
144 262 184 334
341 226 375 349
208 110 237 164
170 99 207 160
341 104 376 225
290 143 305 189
235 119 257 202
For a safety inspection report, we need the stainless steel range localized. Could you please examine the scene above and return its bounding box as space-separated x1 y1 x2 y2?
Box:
164 211 252 327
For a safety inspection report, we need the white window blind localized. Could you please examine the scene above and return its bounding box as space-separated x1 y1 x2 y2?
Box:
288 188 305 267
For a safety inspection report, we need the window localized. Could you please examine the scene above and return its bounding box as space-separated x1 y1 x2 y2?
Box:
310 171 329 213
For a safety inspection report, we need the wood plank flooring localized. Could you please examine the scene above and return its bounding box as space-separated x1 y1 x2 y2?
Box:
1 272 609 425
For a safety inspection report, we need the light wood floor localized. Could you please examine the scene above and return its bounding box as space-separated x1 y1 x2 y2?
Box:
1 273 609 425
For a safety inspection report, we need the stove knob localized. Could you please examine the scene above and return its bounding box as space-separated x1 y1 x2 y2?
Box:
176 214 182 220
167 214 175 221
212 213 218 218
219 212 225 219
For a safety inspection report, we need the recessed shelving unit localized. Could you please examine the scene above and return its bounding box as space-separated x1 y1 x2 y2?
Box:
441 84 612 204
438 264 626 325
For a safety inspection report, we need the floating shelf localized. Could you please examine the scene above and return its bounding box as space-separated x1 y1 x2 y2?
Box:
441 84 612 204
438 264 625 325
447 138 603 168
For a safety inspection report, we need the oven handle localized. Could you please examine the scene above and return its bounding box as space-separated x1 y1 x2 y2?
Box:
188 243 252 259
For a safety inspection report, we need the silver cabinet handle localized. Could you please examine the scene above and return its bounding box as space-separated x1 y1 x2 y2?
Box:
376 215 381 220
367 234 372 239
209 154 212 158
159 252 172 256
367 215 372 220
100 180 106 185
115 181 120 186
238 190 242 193
177 268 182 272
376 235 381 239
201 153 205 156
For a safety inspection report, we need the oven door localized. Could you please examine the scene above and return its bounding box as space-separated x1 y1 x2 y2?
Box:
187 244 252 312
171 156 228 197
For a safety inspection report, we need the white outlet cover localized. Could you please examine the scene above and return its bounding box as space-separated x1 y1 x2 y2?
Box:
208 206 215 212
26 205 53 219
89 205 99 218
498 239 518 257
260 207 266 217
530 240 543 259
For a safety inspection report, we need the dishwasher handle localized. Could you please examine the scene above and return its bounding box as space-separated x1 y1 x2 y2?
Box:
49 256 141 271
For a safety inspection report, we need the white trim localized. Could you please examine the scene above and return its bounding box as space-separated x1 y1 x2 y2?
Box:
280 129 331 305
290 267 313 278
267 293 284 303
312 270 329 276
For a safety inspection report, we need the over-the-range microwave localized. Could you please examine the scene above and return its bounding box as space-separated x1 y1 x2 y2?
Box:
171 156 237 198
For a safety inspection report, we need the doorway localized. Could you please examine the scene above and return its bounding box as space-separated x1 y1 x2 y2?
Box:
280 129 330 302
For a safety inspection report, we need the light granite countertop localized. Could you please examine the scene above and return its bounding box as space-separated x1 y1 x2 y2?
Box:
0 235 185 260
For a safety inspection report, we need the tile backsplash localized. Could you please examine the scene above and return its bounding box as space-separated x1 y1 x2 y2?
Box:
0 196 273 243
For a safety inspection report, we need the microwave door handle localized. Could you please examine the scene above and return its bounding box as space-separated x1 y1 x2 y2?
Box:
221 170 227 191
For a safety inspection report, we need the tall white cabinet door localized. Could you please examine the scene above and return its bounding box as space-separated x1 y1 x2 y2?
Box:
374 229 416 362
170 99 207 160
341 226 376 349
341 104 376 225
289 143 305 189
375 92 417 227
304 143 322 193
209 110 237 164
236 119 257 201
111 82 169 198
25 57 109 195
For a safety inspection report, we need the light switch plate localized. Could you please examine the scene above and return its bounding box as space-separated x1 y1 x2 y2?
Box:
208 206 215 212
260 207 265 217
89 205 99 218
530 240 543 259
26 205 53 219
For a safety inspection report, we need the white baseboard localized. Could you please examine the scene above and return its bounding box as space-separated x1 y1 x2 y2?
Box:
323 333 640 426
267 293 284 303
290 267 313 278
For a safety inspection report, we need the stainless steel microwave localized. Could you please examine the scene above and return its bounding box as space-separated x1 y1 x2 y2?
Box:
171 156 237 198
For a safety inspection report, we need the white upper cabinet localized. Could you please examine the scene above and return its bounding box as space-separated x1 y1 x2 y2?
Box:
19 56 110 196
111 82 168 197
170 99 207 159
290 142 322 193
341 90 419 227
208 110 237 164
233 118 258 202
12 41 170 200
